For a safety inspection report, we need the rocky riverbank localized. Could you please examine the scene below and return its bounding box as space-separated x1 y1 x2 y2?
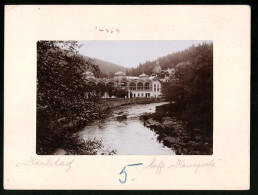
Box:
140 104 213 155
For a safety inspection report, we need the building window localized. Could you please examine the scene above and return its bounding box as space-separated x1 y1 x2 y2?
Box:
144 82 150 90
142 93 143 96
154 84 156 91
129 82 136 90
138 93 140 97
137 82 143 90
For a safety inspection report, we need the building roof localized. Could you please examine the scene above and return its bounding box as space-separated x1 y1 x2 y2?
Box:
139 73 148 78
85 71 94 76
114 71 126 76
176 61 191 67
164 68 175 74
152 65 162 73
126 76 139 80
149 76 161 82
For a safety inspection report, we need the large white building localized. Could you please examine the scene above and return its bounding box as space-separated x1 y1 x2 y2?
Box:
84 64 178 99
85 71 162 98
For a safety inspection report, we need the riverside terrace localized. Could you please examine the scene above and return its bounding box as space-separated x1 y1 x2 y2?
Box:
84 71 163 98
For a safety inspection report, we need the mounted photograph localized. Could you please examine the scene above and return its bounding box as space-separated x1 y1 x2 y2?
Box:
36 40 213 155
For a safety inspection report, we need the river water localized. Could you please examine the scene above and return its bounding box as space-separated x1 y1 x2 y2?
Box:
78 102 175 155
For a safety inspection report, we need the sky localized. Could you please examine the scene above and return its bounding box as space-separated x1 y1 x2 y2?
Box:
78 40 211 68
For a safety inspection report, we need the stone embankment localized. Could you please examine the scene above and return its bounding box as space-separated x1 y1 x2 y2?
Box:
99 98 162 111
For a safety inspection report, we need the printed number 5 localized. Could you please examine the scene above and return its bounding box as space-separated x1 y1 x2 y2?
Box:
119 166 127 184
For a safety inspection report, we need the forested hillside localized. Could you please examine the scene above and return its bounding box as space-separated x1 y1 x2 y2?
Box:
81 55 126 77
127 44 210 76
59 49 126 77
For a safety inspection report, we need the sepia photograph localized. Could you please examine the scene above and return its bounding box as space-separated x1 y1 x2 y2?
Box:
5 5 250 190
36 40 213 155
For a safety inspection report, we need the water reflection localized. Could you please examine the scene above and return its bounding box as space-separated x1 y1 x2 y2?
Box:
78 102 175 155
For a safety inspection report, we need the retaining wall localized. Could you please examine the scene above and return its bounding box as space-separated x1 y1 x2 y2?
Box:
99 98 161 111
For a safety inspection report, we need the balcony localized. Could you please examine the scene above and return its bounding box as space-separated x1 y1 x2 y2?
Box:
129 87 152 91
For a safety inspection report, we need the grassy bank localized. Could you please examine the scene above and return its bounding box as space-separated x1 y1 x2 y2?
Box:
140 103 213 155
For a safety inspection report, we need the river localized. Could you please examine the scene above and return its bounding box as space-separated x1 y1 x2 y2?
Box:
77 102 175 155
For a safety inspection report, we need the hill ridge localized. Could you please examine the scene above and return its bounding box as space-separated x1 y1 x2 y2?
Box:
81 54 127 75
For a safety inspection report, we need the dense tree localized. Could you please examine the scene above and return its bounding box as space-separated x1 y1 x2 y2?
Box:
37 41 102 154
162 43 213 136
113 88 128 98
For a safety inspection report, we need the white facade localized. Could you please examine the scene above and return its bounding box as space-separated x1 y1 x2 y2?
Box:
85 71 163 98
126 73 162 98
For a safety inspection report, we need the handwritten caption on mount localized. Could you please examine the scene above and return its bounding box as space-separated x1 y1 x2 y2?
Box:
16 156 221 182
144 157 221 175
16 156 75 172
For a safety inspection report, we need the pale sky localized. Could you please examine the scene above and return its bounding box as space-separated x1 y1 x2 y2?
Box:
78 40 211 68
